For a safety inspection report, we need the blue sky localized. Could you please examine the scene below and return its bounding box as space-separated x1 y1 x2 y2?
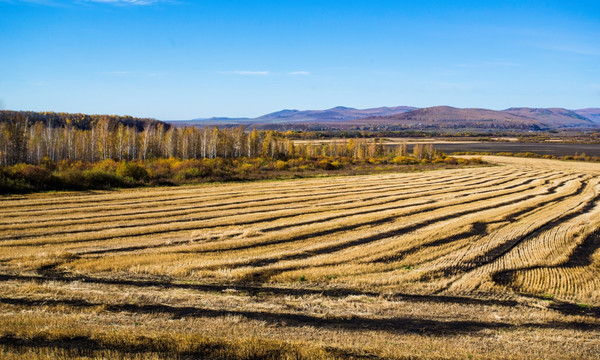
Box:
1 0 599 119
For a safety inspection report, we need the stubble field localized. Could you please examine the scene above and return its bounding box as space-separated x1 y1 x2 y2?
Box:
1 156 599 359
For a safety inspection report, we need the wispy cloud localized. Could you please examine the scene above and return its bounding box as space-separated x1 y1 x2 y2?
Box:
82 0 159 5
0 0 163 5
218 70 310 76
537 43 600 56
219 70 270 76
423 81 473 91
455 61 520 69
0 0 64 6
102 70 159 77
483 61 521 67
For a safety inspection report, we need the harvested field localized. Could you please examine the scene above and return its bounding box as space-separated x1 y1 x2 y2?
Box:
294 139 600 157
1 156 600 359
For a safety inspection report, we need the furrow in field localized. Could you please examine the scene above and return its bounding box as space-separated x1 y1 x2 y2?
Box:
0 170 534 247
425 177 598 293
18 172 545 259
0 169 498 222
0 171 426 208
486 190 600 300
0 168 475 211
196 175 578 280
245 174 585 285
0 169 464 209
62 173 574 278
164 176 560 256
0 170 540 240
0 169 513 227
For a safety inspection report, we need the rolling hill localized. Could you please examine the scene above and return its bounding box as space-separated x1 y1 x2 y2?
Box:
353 106 544 129
502 107 596 128
255 106 417 123
174 106 416 127
170 105 599 130
574 108 600 124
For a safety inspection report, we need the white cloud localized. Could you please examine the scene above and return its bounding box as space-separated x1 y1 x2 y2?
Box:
0 0 63 6
0 0 162 5
483 61 520 67
83 0 159 4
423 81 473 91
538 43 600 56
219 70 270 76
289 71 310 75
455 61 520 69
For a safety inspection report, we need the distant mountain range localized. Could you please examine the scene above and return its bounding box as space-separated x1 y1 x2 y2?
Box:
352 106 596 129
168 106 600 130
574 108 600 123
176 106 416 125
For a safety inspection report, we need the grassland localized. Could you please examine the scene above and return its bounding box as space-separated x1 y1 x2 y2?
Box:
1 156 600 359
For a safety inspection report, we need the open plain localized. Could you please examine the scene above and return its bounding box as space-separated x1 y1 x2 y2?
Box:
1 156 600 359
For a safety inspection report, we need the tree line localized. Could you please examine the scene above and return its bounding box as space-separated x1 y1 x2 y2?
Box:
0 112 442 167
0 110 164 131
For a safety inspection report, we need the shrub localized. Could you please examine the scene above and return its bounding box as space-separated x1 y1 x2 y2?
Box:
317 160 336 170
56 170 86 190
173 159 202 173
0 168 31 193
57 169 125 190
175 167 202 181
275 160 288 171
146 159 174 181
467 157 485 164
82 169 126 189
116 162 149 182
10 164 55 190
444 157 458 165
238 163 255 175
93 159 119 172
330 161 343 169
392 156 418 165
298 164 313 171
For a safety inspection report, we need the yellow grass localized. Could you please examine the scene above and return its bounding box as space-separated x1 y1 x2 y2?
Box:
1 156 600 359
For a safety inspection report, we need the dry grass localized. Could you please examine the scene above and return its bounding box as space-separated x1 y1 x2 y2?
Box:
1 156 600 359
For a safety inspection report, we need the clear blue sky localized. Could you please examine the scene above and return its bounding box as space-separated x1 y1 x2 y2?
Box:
1 0 599 119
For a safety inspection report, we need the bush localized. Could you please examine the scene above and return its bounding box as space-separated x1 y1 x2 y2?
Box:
175 167 202 181
93 159 120 172
392 156 418 165
317 160 336 170
468 157 485 164
330 161 343 169
57 169 126 190
56 170 86 190
238 163 255 175
444 157 458 165
10 164 56 190
0 168 31 193
117 162 149 182
83 169 126 189
275 160 288 171
298 164 314 171
146 159 173 181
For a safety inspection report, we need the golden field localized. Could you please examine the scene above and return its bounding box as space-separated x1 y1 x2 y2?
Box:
1 156 599 359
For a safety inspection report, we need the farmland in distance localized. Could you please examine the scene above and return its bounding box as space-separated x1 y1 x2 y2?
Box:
1 156 600 359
